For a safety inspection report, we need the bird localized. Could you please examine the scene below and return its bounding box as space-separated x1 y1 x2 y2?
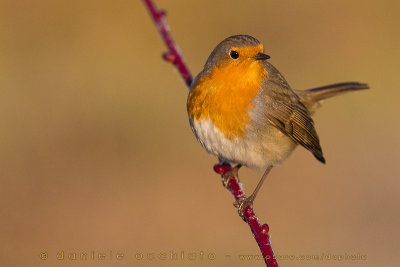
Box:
187 34 368 215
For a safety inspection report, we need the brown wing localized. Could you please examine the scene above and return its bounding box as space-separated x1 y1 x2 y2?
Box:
266 101 325 163
260 61 325 163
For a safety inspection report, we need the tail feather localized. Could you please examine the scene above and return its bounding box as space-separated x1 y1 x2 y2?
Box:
296 82 369 113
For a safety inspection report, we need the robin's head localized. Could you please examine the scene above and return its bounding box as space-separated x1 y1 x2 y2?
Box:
189 35 271 139
204 35 270 71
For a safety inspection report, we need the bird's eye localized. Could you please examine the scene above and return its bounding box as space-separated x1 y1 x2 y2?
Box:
230 50 239 59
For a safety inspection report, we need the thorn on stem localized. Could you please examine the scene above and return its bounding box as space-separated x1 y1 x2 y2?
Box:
162 52 176 62
261 224 270 235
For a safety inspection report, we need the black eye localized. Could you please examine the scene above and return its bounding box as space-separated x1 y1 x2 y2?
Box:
230 50 239 59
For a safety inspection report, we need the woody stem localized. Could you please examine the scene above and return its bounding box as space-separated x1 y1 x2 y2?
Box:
214 163 278 267
142 0 193 87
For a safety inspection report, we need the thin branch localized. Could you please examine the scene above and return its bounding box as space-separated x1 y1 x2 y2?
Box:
143 1 278 266
142 0 193 87
214 164 278 267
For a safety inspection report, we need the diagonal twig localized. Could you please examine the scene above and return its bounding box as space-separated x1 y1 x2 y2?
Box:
142 1 278 266
214 163 278 267
142 0 193 87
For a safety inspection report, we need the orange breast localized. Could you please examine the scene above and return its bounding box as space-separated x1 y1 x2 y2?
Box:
188 61 267 140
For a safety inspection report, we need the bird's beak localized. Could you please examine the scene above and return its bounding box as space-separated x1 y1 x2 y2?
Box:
253 53 270 61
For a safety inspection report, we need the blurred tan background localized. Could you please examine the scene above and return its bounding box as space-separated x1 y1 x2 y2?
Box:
1 0 399 266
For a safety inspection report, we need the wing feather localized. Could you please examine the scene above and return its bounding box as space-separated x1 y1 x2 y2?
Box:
266 101 325 163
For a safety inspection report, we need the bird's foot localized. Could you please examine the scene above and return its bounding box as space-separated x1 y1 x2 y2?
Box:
221 164 241 188
234 196 254 221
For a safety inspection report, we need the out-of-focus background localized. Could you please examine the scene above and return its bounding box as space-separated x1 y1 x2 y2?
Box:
1 0 399 266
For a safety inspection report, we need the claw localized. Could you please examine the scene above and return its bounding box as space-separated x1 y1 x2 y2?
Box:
215 163 241 188
234 196 253 221
222 173 231 188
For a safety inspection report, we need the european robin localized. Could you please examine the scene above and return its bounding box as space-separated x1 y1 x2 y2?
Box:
187 35 368 214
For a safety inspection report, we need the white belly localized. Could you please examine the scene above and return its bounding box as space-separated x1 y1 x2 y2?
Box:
190 119 296 170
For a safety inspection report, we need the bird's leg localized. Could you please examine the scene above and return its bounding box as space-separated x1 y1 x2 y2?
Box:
234 165 273 220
